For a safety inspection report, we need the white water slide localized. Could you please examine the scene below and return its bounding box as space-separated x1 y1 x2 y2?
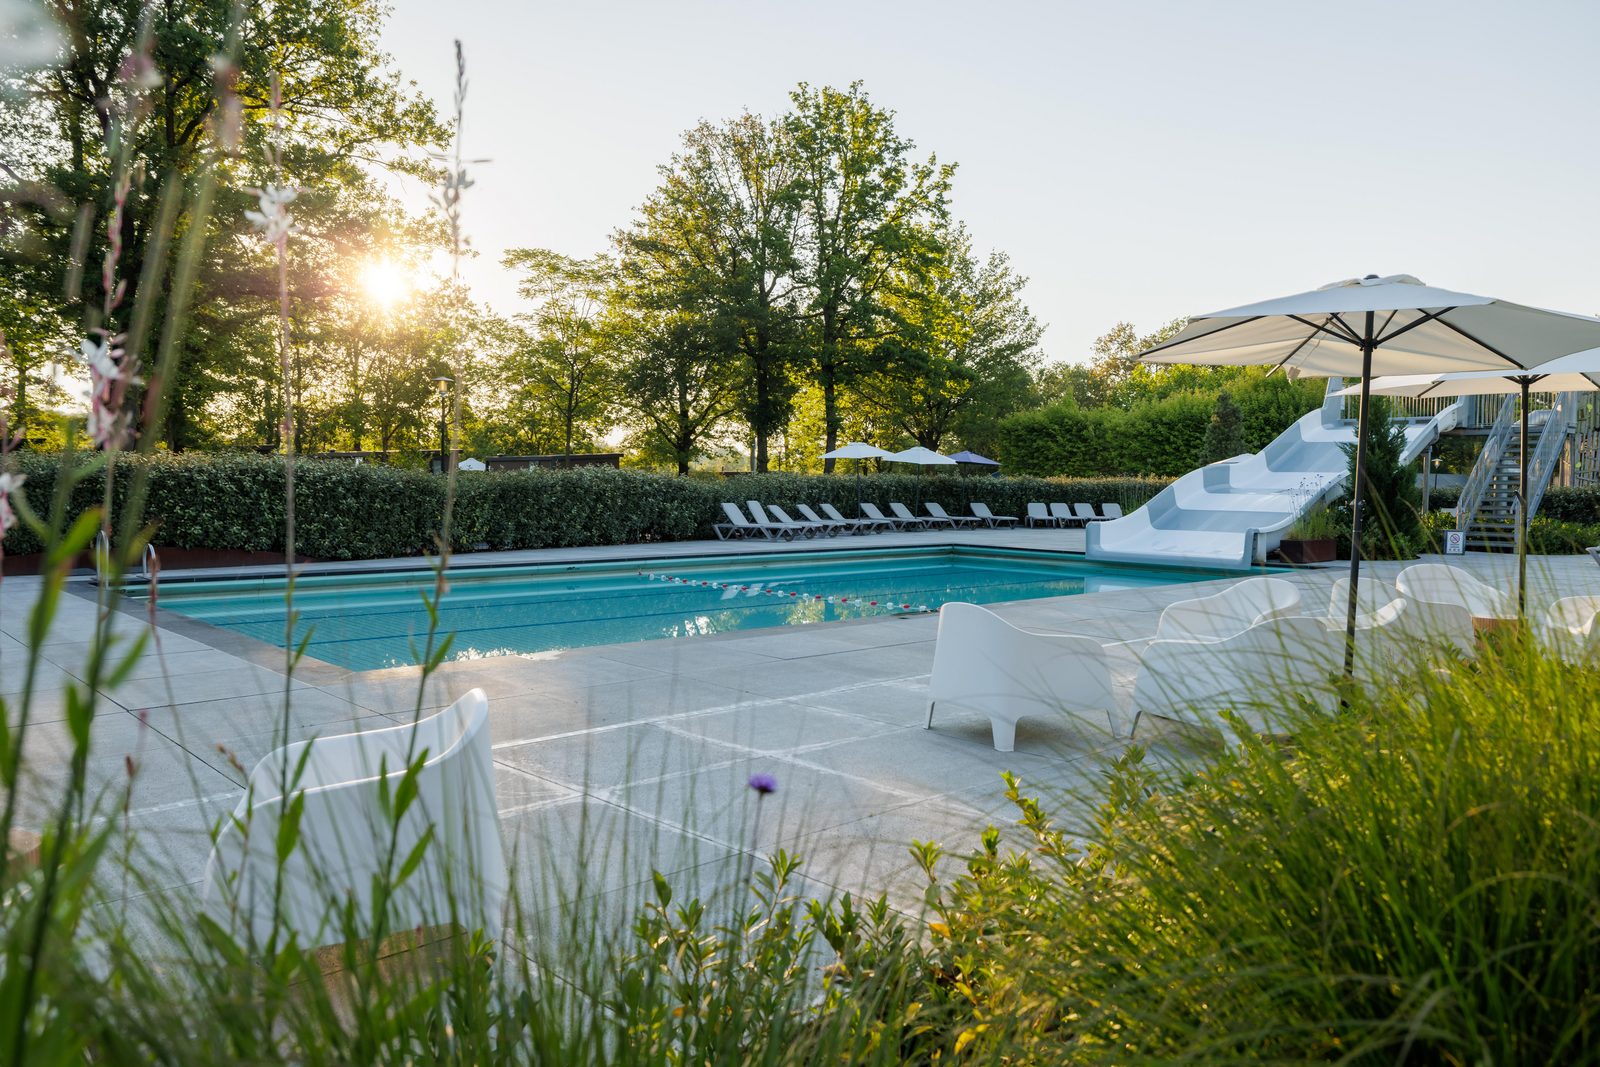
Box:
1085 382 1461 570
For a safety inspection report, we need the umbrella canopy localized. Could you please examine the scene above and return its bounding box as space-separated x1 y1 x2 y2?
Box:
1141 274 1600 670
1334 355 1600 613
948 450 1000 466
887 446 957 466
822 441 894 460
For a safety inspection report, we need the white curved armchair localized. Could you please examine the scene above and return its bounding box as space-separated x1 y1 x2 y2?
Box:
1133 615 1341 736
1540 595 1600 663
203 688 507 949
927 602 1118 752
1154 576 1303 642
1332 575 1473 658
1396 563 1514 621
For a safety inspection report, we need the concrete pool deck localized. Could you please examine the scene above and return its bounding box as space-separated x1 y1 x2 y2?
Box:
5 531 1598 934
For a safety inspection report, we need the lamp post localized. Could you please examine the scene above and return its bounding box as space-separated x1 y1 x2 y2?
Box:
432 376 453 473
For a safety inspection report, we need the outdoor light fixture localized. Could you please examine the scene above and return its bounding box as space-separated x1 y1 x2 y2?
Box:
433 376 454 473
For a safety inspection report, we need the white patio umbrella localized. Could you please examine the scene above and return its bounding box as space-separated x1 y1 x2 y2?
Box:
822 441 895 511
1140 274 1600 672
1335 350 1600 612
885 446 957 466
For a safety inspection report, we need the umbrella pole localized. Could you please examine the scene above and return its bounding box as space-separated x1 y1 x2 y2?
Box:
1518 379 1529 616
1343 317 1376 680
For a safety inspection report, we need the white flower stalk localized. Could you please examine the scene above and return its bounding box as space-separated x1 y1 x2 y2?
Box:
0 471 24 535
76 336 133 450
0 0 63 75
245 185 298 244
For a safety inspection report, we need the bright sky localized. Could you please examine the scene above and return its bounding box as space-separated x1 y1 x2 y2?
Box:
378 0 1600 363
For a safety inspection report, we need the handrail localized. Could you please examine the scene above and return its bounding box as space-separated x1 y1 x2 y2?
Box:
1456 394 1517 530
91 533 158 584
1524 390 1574 530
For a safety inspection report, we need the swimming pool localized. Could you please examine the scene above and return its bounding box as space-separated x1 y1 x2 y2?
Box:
136 547 1241 671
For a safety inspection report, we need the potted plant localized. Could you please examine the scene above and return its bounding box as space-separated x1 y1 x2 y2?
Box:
1277 505 1339 564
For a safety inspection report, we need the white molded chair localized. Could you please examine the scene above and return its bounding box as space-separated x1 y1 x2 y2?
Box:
927 602 1118 751
1396 563 1514 621
202 689 507 949
1024 502 1055 528
1541 595 1600 663
1154 576 1303 642
1331 575 1473 656
1133 616 1341 736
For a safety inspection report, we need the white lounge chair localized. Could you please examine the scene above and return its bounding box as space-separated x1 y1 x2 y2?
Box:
925 502 982 528
1396 563 1514 621
889 502 937 530
203 689 507 949
1540 595 1600 663
1132 616 1341 737
1330 575 1473 657
768 503 836 537
823 501 894 533
927 602 1118 751
795 503 855 535
1049 502 1078 528
747 500 815 539
1154 576 1303 642
1024 502 1056 528
1101 503 1124 520
1072 503 1107 524
971 502 1018 528
715 502 771 540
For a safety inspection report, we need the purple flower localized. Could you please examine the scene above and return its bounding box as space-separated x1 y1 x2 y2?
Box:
748 773 777 796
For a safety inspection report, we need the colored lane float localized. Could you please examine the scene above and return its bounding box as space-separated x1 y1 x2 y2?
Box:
634 570 933 614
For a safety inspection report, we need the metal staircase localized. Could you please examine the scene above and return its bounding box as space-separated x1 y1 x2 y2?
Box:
1457 392 1575 551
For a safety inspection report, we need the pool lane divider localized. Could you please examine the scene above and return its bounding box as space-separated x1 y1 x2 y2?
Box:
636 570 935 614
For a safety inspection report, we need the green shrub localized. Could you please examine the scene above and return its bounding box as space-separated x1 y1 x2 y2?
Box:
919 639 1600 1063
0 453 1172 562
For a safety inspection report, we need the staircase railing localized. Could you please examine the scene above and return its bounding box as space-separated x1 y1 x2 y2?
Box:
1524 391 1575 529
1456 394 1517 531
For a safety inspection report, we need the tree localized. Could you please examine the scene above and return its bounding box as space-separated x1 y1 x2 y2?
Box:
609 302 739 475
502 249 618 456
1339 396 1423 558
785 82 952 470
1202 390 1246 463
858 224 1041 451
617 114 803 471
0 0 450 445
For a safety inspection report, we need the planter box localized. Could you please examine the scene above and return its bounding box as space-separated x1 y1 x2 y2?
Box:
1276 537 1337 564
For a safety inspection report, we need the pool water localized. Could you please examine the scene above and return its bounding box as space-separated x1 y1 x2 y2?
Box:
137 547 1238 672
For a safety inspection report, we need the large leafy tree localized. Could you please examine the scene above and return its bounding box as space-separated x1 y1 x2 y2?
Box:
618 114 802 472
0 0 449 445
785 82 952 470
609 303 738 474
858 224 1041 451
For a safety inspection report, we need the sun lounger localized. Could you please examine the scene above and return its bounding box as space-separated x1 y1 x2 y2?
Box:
927 602 1119 751
716 502 771 540
1101 502 1124 519
925 502 983 528
795 503 855 535
970 502 1018 528
861 501 915 530
768 503 836 537
1073 503 1109 524
747 500 816 539
1049 502 1078 528
822 501 894 533
889 502 936 530
1024 502 1056 528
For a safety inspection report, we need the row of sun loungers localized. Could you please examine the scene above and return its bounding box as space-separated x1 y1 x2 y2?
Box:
1023 501 1123 528
714 500 1025 540
714 499 1130 540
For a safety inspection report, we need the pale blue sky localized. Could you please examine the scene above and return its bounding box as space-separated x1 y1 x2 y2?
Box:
379 0 1600 363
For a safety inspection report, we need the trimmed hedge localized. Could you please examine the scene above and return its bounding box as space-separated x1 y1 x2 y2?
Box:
0 453 1172 562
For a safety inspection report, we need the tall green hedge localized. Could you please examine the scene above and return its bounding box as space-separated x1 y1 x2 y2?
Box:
0 453 1171 562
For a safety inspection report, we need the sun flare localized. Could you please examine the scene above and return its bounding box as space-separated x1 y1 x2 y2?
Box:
360 257 415 308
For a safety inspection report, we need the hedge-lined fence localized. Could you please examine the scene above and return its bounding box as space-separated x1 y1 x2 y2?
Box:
0 454 1172 562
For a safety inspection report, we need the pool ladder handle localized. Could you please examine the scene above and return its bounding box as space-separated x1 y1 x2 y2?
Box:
93 532 159 583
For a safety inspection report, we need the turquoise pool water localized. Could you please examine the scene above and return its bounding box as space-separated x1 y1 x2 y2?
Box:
136 547 1237 671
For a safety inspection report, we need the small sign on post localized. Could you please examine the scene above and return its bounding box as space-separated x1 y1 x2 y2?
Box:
1444 530 1466 555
